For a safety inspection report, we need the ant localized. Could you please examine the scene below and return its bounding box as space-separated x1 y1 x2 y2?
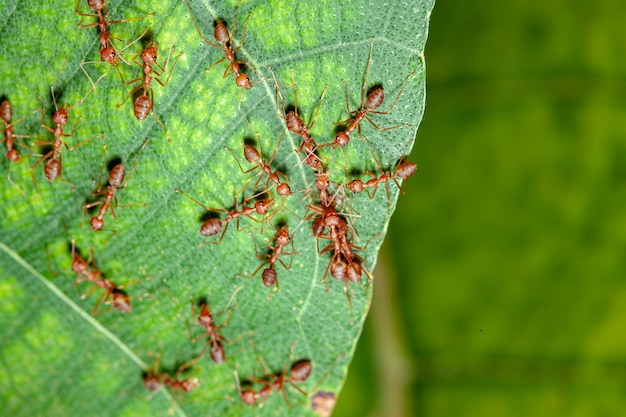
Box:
182 0 253 88
1 99 32 191
236 341 312 407
346 157 417 200
31 76 105 190
269 67 327 171
75 0 154 88
182 0 258 126
226 133 292 197
82 140 148 244
143 356 199 393
119 37 182 142
174 188 274 245
178 287 243 370
240 225 299 288
69 240 135 315
336 37 415 142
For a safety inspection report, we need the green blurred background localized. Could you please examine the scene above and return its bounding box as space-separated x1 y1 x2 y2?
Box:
335 1 626 416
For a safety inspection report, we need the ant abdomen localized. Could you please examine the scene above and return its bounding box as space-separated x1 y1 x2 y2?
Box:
397 161 417 179
366 87 384 110
214 22 230 44
0 100 11 122
211 344 225 364
7 149 20 162
286 111 305 134
109 164 126 187
262 267 277 287
243 145 259 163
200 218 222 236
44 159 61 181
87 0 105 12
290 360 312 383
133 95 151 122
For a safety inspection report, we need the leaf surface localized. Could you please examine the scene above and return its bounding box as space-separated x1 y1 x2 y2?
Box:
0 0 433 415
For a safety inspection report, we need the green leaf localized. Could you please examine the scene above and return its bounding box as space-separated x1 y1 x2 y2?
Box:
0 0 433 415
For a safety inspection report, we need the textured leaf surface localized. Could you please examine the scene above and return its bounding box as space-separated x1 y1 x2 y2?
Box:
0 0 432 415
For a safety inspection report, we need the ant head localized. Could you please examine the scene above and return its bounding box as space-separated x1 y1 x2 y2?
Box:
100 46 118 66
347 179 363 194
254 199 274 215
276 183 292 197
276 226 290 246
7 149 21 163
335 131 350 147
89 216 104 231
142 46 158 65
142 371 162 391
198 303 213 324
71 254 89 275
180 377 199 393
290 360 312 383
240 388 257 405
0 99 11 123
236 73 252 89
315 173 330 191
111 288 132 313
52 108 69 126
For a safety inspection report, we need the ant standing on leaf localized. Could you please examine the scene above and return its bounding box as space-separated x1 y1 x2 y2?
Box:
119 36 182 142
238 224 300 289
225 132 292 197
1 99 34 193
182 0 260 127
31 71 106 190
82 139 149 245
174 188 275 245
177 286 243 371
332 37 416 147
75 0 155 89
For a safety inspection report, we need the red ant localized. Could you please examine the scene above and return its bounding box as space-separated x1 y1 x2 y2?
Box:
69 240 135 315
174 188 275 244
119 37 182 142
1 99 32 191
182 0 258 126
182 0 253 88
31 77 104 190
82 140 148 244
143 356 199 393
177 287 243 371
239 225 299 288
334 37 415 144
236 341 312 407
226 133 292 197
269 67 327 171
346 157 417 200
75 0 154 88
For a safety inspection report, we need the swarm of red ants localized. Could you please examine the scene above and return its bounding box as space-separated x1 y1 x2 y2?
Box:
1 0 419 414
